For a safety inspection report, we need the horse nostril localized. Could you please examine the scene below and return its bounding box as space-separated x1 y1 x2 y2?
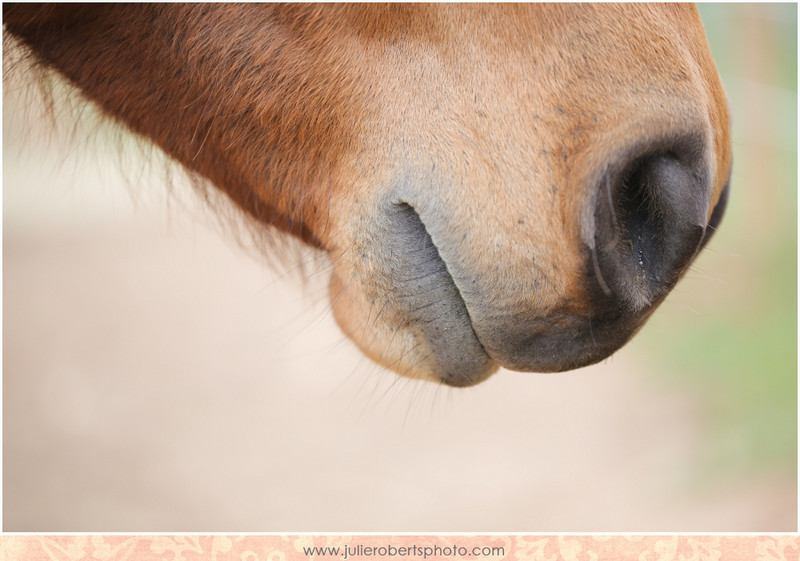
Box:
593 151 710 312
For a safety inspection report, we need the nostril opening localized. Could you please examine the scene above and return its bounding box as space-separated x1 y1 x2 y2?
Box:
615 154 677 280
594 150 710 311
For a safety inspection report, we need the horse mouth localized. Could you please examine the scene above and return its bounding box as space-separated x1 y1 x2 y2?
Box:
374 203 498 387
334 200 630 387
382 203 615 383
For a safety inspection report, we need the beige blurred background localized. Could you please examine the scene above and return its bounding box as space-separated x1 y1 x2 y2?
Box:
3 4 796 531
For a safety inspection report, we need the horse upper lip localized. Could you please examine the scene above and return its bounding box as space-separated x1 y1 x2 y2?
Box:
387 205 628 376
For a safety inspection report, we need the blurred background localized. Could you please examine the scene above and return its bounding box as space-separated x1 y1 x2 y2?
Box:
3 4 796 531
641 1 797 520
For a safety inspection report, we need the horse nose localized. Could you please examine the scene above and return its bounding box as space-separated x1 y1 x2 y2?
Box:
590 139 712 313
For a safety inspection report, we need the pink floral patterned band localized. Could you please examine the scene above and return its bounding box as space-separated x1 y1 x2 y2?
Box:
1 535 798 561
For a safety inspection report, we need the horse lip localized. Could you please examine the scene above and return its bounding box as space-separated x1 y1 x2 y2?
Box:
374 199 652 381
383 202 498 386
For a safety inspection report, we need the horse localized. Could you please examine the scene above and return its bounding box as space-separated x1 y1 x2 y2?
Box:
3 4 732 387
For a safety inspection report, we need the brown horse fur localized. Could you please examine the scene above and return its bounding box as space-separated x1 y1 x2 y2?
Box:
4 4 732 386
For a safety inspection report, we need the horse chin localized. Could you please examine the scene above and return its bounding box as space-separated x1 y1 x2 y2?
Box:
328 268 499 388
328 263 648 386
327 263 640 386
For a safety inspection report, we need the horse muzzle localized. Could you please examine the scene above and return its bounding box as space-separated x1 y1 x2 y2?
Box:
329 128 729 387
